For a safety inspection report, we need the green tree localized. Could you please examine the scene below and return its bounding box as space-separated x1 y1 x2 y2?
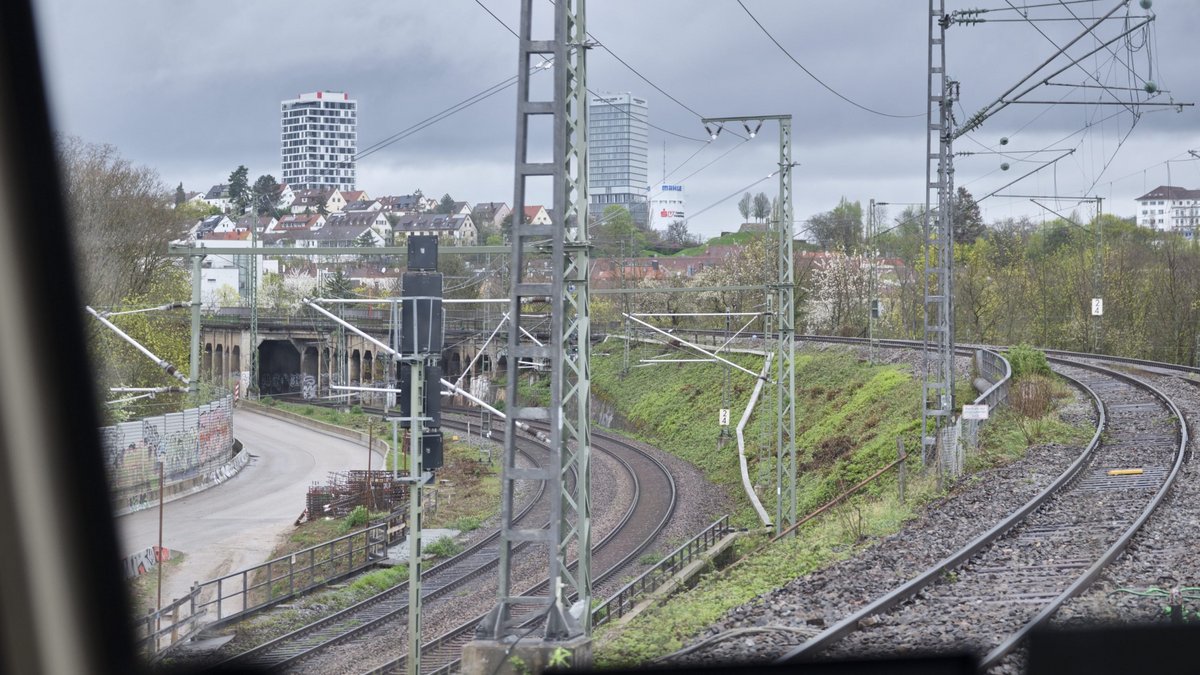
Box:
952 187 985 244
436 193 456 214
251 174 282 216
228 165 250 213
174 200 221 224
322 267 355 298
87 266 191 409
174 182 186 207
593 205 646 256
354 230 376 247
806 198 863 251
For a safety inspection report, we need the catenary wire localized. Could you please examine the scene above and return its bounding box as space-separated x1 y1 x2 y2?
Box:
736 0 922 120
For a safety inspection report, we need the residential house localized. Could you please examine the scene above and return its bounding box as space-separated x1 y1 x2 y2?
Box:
326 189 369 213
522 205 551 225
393 212 478 245
277 183 296 211
326 210 391 240
188 214 235 241
290 188 331 214
262 214 327 248
471 201 511 230
448 200 472 216
234 214 277 234
344 199 383 213
203 184 232 212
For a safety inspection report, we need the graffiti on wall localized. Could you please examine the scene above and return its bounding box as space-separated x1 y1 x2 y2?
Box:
302 375 317 400
263 373 312 395
100 396 234 508
121 545 170 579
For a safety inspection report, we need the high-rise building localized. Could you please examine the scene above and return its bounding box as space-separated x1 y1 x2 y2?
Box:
588 92 649 226
280 91 357 192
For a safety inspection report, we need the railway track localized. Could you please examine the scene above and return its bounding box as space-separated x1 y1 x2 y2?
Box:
215 418 554 671
362 417 677 675
218 403 675 673
761 353 1188 669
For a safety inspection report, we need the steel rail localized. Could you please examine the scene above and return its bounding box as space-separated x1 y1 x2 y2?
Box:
978 356 1190 669
366 419 678 675
774 354 1187 667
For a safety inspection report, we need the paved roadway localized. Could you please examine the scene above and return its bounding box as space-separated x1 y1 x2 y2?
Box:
116 409 384 607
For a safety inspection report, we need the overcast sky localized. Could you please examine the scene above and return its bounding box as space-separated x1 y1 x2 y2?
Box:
32 0 1200 240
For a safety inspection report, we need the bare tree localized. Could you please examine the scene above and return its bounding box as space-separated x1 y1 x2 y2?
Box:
752 192 770 222
57 136 186 305
737 192 752 222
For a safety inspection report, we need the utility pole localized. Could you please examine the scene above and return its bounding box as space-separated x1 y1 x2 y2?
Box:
249 200 260 398
868 199 879 365
701 114 795 531
468 0 593 669
190 255 203 395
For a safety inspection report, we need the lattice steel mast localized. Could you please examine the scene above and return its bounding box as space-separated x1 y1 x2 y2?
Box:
921 1 956 470
479 0 591 641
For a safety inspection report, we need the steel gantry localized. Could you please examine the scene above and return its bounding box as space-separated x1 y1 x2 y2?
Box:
477 0 591 642
921 1 957 471
701 114 795 530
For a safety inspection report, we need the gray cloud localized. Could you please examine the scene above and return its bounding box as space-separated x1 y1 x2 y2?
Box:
33 0 1200 239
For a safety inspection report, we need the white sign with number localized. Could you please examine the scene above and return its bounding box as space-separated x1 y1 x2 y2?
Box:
718 408 731 427
1091 298 1103 316
962 404 989 420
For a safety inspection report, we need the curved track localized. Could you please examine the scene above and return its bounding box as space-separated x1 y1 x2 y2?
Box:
217 404 676 674
761 350 1188 668
364 418 678 675
216 419 552 671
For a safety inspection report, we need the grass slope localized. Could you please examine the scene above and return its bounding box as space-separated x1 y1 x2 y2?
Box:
591 343 1093 667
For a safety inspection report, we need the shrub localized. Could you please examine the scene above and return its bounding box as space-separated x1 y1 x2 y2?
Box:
424 536 463 558
1007 344 1052 381
339 505 369 533
449 516 483 532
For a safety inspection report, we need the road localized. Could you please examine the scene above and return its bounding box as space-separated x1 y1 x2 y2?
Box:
116 408 385 607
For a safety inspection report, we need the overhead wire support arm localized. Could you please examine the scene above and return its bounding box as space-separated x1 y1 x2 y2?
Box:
952 0 1141 138
86 306 190 387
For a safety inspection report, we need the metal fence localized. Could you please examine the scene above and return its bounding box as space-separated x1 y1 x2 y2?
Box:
194 509 406 627
951 348 1013 477
101 394 234 512
592 515 733 628
135 585 206 660
975 347 1011 410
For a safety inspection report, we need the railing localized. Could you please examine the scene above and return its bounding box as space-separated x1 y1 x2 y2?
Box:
135 585 206 660
592 515 733 628
975 347 1011 411
194 509 406 627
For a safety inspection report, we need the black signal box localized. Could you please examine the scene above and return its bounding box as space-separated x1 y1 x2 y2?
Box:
407 235 438 271
401 272 444 354
421 432 444 471
398 363 441 429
